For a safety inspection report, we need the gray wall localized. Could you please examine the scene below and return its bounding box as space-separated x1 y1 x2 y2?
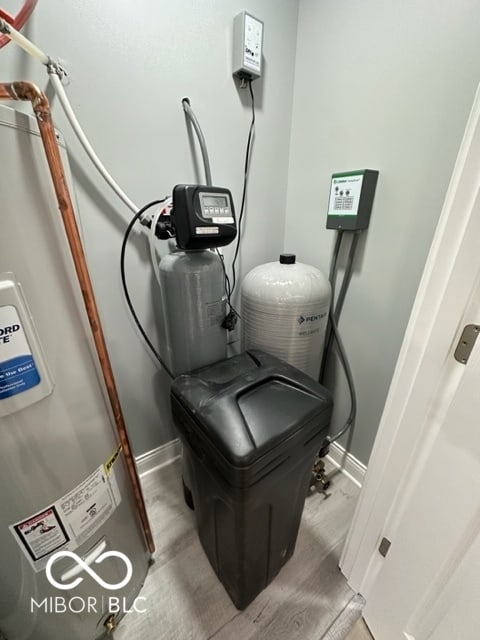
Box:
2 0 299 455
284 0 480 464
5 0 480 465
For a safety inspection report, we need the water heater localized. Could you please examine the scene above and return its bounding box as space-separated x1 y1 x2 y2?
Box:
0 105 149 639
241 254 331 379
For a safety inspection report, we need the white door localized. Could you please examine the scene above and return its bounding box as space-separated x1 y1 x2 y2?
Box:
364 295 480 639
340 84 480 639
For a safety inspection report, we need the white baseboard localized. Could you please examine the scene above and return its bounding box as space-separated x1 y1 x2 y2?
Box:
136 438 366 487
136 439 182 478
327 441 367 488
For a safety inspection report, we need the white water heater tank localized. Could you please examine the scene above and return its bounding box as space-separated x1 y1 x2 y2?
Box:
0 105 149 640
241 254 331 379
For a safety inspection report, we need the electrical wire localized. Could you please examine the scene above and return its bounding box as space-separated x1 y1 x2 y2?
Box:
120 200 174 379
216 249 232 302
216 248 240 327
182 98 213 186
231 79 255 297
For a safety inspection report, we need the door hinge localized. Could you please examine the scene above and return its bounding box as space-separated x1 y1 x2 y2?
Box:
454 324 480 364
378 537 391 558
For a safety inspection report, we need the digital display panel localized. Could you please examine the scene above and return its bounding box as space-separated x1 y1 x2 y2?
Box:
202 195 229 207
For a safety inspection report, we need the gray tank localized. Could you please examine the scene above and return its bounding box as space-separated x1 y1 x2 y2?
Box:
159 247 227 375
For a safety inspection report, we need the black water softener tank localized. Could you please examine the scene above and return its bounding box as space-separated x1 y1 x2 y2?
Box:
170 350 333 610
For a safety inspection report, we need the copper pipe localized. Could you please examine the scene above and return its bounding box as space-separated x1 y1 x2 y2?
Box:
0 81 155 554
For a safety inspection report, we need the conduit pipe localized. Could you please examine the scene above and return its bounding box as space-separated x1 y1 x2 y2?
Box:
182 98 213 187
0 18 140 216
0 81 155 555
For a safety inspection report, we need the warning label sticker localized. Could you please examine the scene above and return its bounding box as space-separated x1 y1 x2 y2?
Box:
10 464 122 572
0 305 40 400
58 466 119 548
13 506 69 562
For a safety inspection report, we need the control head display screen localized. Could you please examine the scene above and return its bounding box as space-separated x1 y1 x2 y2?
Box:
202 195 229 207
199 192 234 222
172 184 237 250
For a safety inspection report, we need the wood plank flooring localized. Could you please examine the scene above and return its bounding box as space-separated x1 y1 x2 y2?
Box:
115 459 360 640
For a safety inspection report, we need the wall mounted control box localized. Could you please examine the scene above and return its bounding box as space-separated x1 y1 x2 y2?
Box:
232 11 264 81
326 169 379 231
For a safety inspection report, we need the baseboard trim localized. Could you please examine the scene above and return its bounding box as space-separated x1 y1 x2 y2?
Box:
136 438 366 486
327 442 366 488
136 439 182 478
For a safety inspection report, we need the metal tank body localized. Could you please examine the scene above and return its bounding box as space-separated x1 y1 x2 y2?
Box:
241 254 331 379
159 248 227 375
0 106 150 639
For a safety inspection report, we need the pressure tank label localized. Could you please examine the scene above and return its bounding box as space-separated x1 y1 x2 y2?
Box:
0 305 40 400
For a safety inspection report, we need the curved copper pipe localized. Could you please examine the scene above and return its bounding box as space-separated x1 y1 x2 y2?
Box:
0 81 155 554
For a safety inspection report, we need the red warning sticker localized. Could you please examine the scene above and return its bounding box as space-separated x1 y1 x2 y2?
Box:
13 506 69 562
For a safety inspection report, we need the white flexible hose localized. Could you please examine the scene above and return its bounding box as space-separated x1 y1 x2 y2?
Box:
49 74 139 215
0 17 48 63
1 19 140 217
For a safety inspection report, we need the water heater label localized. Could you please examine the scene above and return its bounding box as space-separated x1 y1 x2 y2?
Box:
0 305 40 400
58 464 121 549
9 464 121 572
12 506 70 564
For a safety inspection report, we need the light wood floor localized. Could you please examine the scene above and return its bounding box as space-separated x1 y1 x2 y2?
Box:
115 458 360 640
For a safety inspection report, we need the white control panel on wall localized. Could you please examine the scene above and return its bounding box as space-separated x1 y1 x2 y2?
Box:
233 11 264 81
